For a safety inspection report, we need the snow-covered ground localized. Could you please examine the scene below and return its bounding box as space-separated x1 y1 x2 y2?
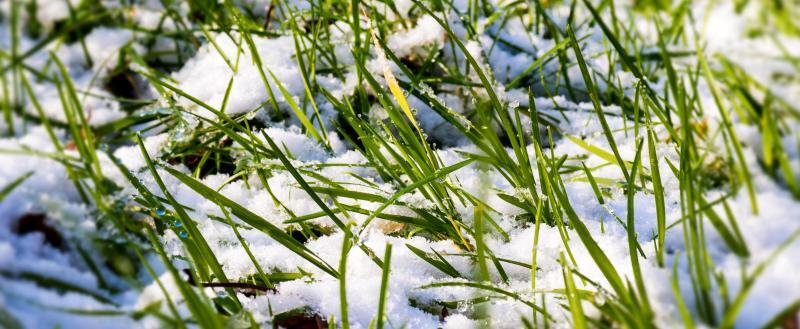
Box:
0 0 799 328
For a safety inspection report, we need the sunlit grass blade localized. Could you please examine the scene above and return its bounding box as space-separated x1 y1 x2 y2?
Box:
0 171 32 202
161 165 340 278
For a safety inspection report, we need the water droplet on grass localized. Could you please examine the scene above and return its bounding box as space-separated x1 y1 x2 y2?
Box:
154 207 166 217
595 288 608 306
178 231 188 239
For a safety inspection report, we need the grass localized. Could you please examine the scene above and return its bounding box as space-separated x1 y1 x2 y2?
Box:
0 0 799 328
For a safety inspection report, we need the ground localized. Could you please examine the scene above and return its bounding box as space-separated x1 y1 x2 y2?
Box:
0 0 799 328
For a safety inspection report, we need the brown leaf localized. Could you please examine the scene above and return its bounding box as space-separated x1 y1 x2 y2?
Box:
273 313 327 329
13 213 65 249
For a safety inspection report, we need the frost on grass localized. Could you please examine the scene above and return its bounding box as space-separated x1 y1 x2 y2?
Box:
0 0 799 328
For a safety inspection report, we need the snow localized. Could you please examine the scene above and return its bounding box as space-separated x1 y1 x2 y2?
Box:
387 15 446 59
169 33 353 128
0 0 799 328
